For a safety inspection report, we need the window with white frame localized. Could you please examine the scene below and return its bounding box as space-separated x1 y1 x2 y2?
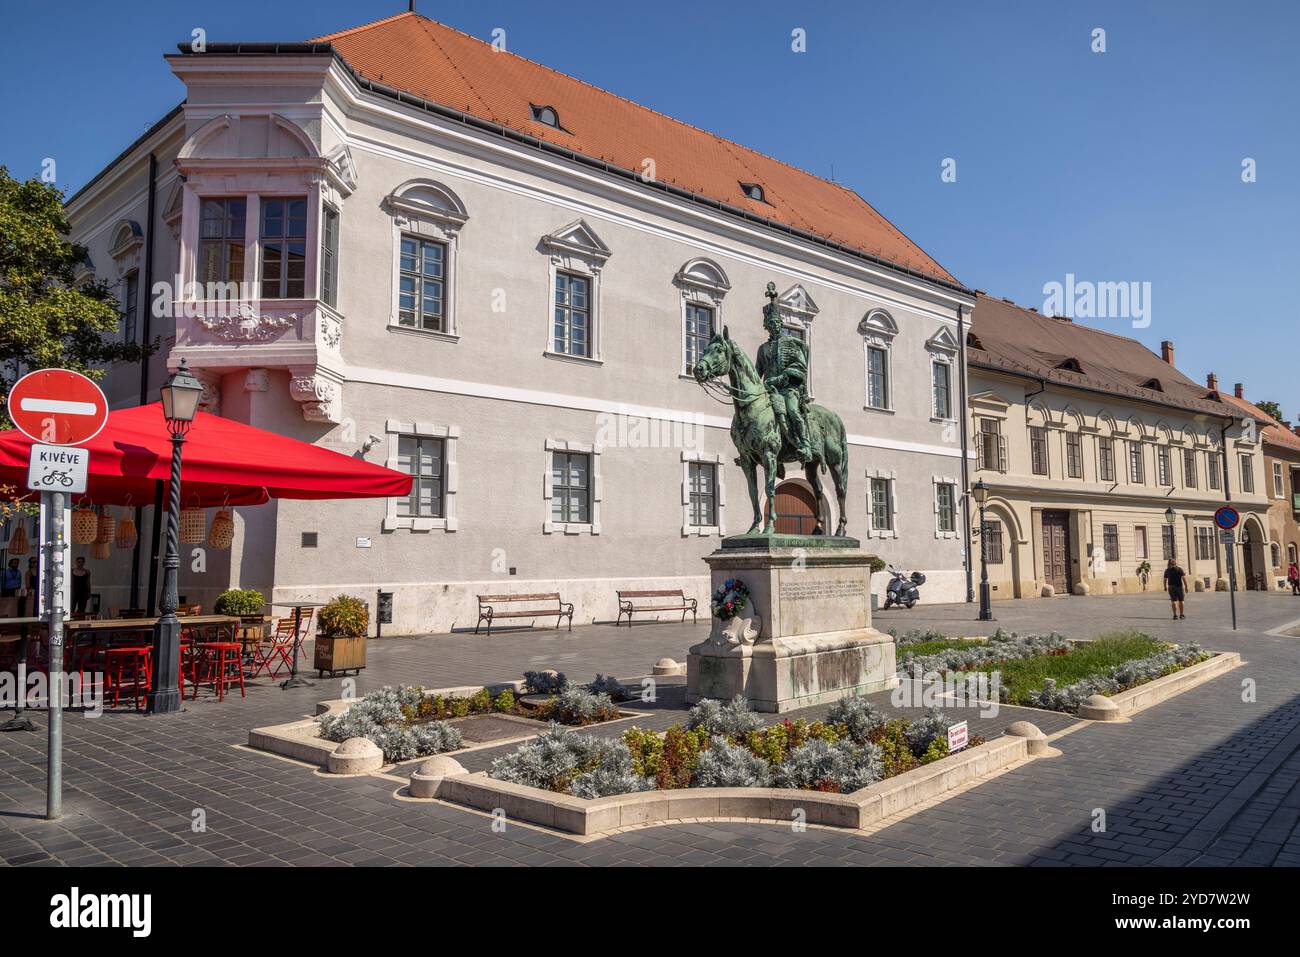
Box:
1099 436 1116 482
870 477 892 532
858 310 898 411
320 205 339 308
258 197 307 298
1157 446 1173 487
931 360 953 419
977 417 1007 472
1195 526 1216 561
934 478 958 537
1208 450 1222 489
385 179 469 338
683 303 714 375
1288 543 1297 566
925 327 959 420
681 450 726 535
121 272 138 344
1273 461 1284 497
383 420 459 532
1129 442 1145 484
541 219 610 362
1030 427 1049 476
1240 454 1255 493
544 440 602 534
674 258 730 377
1066 431 1083 478
1183 447 1197 488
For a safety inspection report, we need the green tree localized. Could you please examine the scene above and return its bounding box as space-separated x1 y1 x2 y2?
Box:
0 165 154 428
1255 400 1284 423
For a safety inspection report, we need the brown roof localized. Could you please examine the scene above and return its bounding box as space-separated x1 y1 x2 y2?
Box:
1219 393 1300 454
310 12 956 285
968 294 1245 419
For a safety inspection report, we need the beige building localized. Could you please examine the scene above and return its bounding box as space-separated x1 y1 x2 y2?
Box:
967 295 1269 600
62 12 977 632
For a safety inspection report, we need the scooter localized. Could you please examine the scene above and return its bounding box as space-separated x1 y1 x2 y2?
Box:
882 566 926 609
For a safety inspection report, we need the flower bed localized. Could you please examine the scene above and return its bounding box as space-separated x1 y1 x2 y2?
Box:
897 629 1210 714
488 695 983 799
318 686 463 762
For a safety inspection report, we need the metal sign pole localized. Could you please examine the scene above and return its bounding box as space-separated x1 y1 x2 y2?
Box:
44 489 66 820
1226 542 1238 631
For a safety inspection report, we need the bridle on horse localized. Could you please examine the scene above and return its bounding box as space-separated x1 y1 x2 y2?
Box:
695 340 768 409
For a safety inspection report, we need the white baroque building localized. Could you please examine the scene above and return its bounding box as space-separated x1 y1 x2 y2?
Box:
66 12 976 633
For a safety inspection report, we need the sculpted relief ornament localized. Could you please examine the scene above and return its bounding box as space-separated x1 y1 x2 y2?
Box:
197 303 297 341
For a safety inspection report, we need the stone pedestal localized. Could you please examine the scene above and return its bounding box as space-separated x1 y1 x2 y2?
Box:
686 537 897 712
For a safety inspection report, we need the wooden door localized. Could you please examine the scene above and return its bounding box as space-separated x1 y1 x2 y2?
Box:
1041 510 1071 594
774 481 818 535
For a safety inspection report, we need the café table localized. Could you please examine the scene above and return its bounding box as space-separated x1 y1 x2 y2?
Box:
269 601 325 690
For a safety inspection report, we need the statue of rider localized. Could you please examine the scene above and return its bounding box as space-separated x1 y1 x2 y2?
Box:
755 281 813 461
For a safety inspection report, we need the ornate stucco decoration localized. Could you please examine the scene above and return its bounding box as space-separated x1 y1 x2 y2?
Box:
197 303 297 341
289 367 344 424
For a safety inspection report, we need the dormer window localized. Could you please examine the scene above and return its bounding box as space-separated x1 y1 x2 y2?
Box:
530 104 562 129
740 182 767 203
1056 357 1083 373
1141 378 1164 392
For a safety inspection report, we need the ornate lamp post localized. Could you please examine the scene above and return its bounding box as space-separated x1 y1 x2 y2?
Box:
1164 506 1177 558
972 479 994 621
147 360 204 714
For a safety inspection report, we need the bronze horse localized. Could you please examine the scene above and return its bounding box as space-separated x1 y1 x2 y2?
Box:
694 327 849 536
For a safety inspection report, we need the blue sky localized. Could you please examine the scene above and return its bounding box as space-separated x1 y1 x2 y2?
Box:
4 1 1297 416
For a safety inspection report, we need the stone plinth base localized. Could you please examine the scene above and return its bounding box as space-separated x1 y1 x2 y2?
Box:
686 540 897 713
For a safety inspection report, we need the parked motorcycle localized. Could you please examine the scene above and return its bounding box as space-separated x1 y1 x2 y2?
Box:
882 566 926 609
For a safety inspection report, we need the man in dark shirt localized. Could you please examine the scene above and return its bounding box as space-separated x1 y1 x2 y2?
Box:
1163 558 1187 620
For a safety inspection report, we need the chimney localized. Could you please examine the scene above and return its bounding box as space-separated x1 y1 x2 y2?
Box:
1207 372 1219 392
1160 340 1175 365
1234 383 1244 399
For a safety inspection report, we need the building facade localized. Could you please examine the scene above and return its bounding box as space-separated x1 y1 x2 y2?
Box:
1221 384 1300 589
64 12 976 633
967 295 1269 599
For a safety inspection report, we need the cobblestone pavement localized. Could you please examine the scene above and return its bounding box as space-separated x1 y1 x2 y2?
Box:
2 592 1298 866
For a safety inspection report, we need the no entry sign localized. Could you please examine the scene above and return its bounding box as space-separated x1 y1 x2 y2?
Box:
6 369 108 446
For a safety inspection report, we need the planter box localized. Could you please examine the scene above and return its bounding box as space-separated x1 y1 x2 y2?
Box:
314 634 366 677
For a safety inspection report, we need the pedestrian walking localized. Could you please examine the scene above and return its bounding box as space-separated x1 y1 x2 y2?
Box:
1164 558 1187 620
1288 560 1299 596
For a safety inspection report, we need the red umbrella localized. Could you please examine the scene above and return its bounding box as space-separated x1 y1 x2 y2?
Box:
0 402 411 506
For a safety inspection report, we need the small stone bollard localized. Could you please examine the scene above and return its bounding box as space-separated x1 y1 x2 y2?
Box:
409 755 468 798
1004 720 1052 756
1072 582 1090 596
327 737 383 774
1040 584 1055 598
652 657 681 676
1078 693 1122 721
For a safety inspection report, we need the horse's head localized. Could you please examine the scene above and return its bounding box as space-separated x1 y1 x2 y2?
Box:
692 325 734 384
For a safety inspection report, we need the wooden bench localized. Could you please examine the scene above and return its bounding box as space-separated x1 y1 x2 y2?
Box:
475 593 574 636
616 589 698 627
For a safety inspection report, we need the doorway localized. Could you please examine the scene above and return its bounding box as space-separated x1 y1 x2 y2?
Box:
1040 510 1072 594
773 481 818 535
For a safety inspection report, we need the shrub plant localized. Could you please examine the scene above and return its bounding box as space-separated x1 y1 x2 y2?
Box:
319 594 368 638
489 723 652 798
688 694 764 737
694 736 772 787
522 670 568 695
213 588 265 617
318 686 462 762
534 687 620 726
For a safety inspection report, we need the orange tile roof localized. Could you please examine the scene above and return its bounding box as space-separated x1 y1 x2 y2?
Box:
1220 393 1300 454
311 12 957 285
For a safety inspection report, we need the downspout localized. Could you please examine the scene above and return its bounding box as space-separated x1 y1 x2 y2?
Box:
129 153 157 610
958 305 973 603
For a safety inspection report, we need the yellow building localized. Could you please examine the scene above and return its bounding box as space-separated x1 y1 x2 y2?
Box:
967 295 1269 599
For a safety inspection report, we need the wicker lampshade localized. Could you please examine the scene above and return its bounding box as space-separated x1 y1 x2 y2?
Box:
179 507 206 544
115 512 138 549
208 509 235 550
6 521 29 556
95 511 116 544
89 540 110 560
72 508 98 545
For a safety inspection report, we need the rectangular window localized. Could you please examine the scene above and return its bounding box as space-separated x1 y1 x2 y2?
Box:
866 346 889 410
1273 461 1284 497
1030 427 1049 476
122 272 138 344
931 362 952 419
1129 442 1145 484
688 462 717 528
1208 451 1222 490
398 235 446 331
259 196 307 298
1195 526 1216 561
977 418 1007 472
396 435 444 518
1066 432 1083 478
982 519 1004 564
1240 454 1255 493
551 451 591 524
1135 526 1148 560
1157 446 1172 487
870 477 892 532
553 271 591 357
1099 437 1116 482
1162 524 1176 561
936 483 956 533
683 303 714 374
1183 448 1197 488
320 205 339 307
198 197 246 287
1103 524 1120 562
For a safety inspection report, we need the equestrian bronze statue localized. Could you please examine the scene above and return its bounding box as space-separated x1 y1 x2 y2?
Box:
693 282 850 537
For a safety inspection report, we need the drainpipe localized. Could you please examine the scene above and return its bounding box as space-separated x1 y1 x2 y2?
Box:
958 304 973 603
129 153 157 610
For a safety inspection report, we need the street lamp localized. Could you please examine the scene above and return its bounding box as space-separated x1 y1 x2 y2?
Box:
972 479 994 621
147 360 203 714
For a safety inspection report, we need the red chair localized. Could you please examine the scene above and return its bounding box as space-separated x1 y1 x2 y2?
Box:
104 646 152 710
193 642 245 701
246 619 295 680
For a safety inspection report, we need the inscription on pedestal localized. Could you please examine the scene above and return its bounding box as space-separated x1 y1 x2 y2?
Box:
779 579 865 603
